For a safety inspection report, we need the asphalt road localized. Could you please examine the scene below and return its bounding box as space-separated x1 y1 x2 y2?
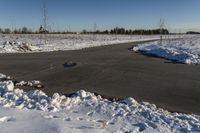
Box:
0 41 200 114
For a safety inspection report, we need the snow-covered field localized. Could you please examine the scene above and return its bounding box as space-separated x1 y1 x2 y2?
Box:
0 73 200 133
133 35 200 64
0 34 166 53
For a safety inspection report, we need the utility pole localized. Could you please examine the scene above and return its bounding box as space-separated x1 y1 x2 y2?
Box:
43 2 47 33
42 2 48 43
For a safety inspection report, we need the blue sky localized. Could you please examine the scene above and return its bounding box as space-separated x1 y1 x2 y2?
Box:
0 0 200 32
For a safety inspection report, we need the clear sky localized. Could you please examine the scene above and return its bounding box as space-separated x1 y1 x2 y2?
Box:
0 0 200 32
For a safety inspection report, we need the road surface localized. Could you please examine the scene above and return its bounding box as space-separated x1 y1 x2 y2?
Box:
0 41 200 114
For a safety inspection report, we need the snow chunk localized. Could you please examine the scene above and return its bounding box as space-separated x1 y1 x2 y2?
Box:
0 73 11 81
122 97 138 106
0 73 6 79
16 80 42 87
0 80 14 92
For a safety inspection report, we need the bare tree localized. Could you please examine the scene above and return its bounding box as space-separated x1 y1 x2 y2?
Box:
93 23 97 41
11 22 14 34
4 28 11 34
115 26 118 40
159 17 165 44
22 27 28 34
179 29 182 39
140 28 143 39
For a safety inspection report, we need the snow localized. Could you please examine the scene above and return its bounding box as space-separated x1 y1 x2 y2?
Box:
0 73 200 133
133 35 200 64
15 80 42 87
0 73 7 79
0 34 166 53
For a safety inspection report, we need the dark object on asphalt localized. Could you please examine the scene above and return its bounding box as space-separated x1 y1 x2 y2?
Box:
63 61 77 68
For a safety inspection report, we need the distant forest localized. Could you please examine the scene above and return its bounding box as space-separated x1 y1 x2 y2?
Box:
0 26 196 35
186 31 200 34
83 27 169 35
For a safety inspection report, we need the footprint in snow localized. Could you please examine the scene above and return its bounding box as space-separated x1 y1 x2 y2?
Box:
0 116 15 122
97 120 109 129
77 117 84 121
87 112 94 117
132 123 146 132
63 117 72 121
72 110 78 113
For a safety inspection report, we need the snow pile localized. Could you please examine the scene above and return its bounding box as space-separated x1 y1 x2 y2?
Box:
133 35 200 64
0 34 166 53
0 41 41 52
0 73 7 80
15 80 43 88
0 74 200 133
0 73 12 81
0 80 82 111
0 74 200 132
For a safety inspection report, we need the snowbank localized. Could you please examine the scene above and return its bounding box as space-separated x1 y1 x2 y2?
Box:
0 41 41 52
133 35 200 64
0 34 163 53
0 73 199 133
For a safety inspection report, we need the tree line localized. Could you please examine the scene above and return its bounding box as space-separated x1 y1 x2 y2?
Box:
186 31 200 34
0 27 33 34
0 26 171 35
93 27 169 35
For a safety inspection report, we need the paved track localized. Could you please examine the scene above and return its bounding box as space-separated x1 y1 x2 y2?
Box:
0 41 200 114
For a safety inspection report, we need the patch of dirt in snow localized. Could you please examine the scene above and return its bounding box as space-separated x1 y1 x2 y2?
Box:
0 41 41 53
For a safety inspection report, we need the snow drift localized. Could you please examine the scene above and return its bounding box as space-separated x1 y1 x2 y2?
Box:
133 35 200 64
0 41 41 52
0 73 200 133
